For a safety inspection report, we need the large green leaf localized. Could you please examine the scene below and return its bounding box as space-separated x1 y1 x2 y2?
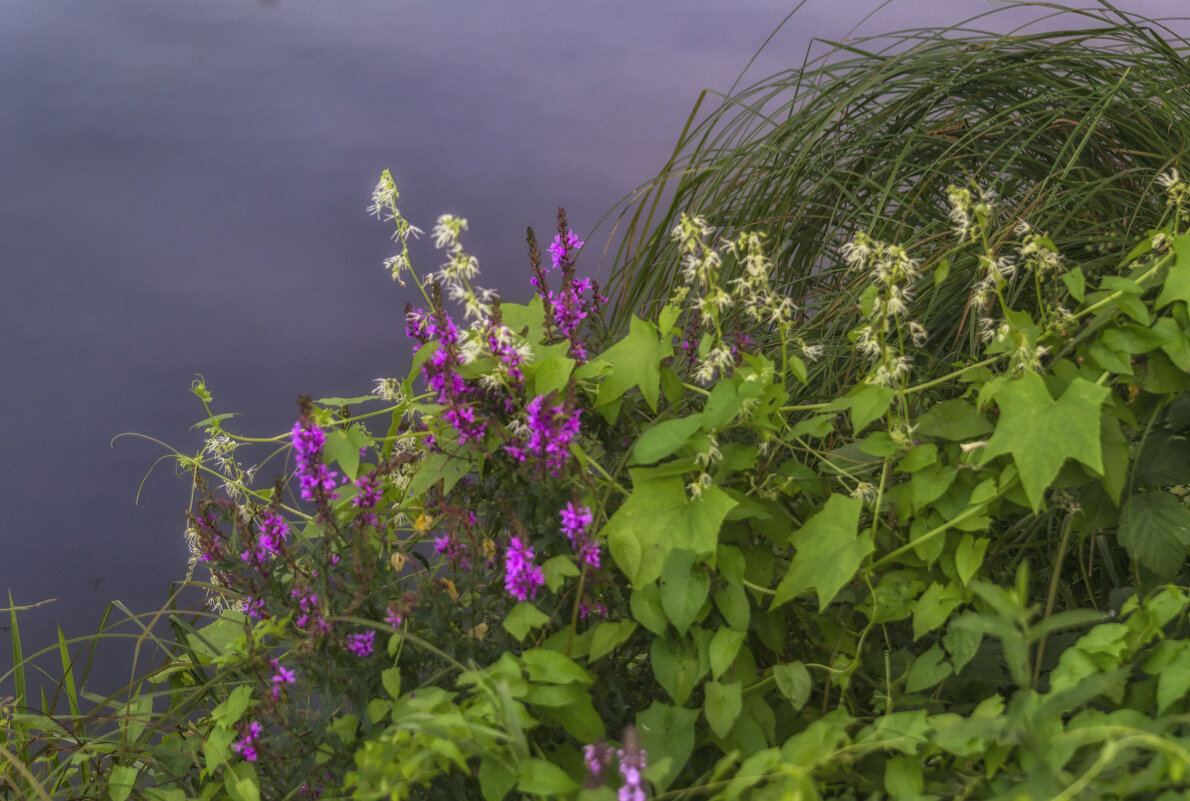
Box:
630 416 704 465
914 399 993 441
1155 235 1190 308
771 494 869 610
593 316 672 412
979 373 1109 510
1118 491 1190 578
605 471 737 587
636 702 698 790
659 549 710 636
704 680 743 738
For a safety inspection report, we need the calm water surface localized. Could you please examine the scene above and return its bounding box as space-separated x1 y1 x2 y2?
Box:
3 0 1187 691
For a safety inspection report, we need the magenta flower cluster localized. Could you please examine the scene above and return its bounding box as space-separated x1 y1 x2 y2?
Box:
540 229 604 360
345 630 375 658
504 536 545 601
233 720 264 763
617 736 648 801
560 501 601 567
407 307 487 445
241 509 290 568
505 394 581 476
291 585 329 634
352 473 382 527
292 420 339 501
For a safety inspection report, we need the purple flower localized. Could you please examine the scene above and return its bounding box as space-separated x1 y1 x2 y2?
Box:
617 726 648 801
233 720 264 763
352 474 382 508
583 739 614 788
548 230 584 272
505 394 581 475
270 659 296 699
345 630 375 658
434 532 470 571
560 502 601 567
258 511 290 555
504 537 545 601
292 419 339 502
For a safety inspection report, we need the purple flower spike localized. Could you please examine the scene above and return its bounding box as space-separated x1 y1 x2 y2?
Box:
345 630 375 658
504 536 545 601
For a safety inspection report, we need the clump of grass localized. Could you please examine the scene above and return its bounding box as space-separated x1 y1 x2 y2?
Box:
606 2 1190 395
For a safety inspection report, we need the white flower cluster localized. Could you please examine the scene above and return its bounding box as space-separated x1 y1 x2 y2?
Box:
670 214 816 384
843 231 928 387
370 170 423 286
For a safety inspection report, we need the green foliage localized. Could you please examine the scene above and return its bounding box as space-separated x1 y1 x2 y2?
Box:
13 7 1190 800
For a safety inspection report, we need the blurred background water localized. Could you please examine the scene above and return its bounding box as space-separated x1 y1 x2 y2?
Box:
3 0 1186 694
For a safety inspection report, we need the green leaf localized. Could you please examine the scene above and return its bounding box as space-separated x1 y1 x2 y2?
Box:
315 395 377 407
630 417 703 465
1156 235 1190 308
659 549 710 636
1118 491 1190 579
223 763 260 801
542 555 580 593
772 494 870 610
954 535 989 586
1156 642 1190 714
905 643 952 693
589 620 638 662
895 443 938 474
479 755 517 801
884 755 924 800
190 412 239 430
773 662 812 711
944 619 982 673
521 648 593 685
502 602 550 642
322 425 371 481
913 582 963 639
709 628 746 680
594 316 672 412
532 346 576 398
789 413 836 440
651 635 703 705
1061 266 1086 302
518 759 579 796
1133 431 1190 488
605 472 737 587
914 400 992 441
979 373 1109 510
212 684 252 728
630 584 669 635
108 764 138 801
407 451 470 497
381 666 401 700
704 680 743 738
848 383 896 431
713 584 750 631
636 702 698 790
500 297 546 343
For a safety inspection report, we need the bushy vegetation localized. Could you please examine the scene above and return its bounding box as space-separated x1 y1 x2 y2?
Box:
9 5 1190 800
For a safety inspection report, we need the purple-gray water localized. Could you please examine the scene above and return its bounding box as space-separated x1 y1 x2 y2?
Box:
3 0 1187 693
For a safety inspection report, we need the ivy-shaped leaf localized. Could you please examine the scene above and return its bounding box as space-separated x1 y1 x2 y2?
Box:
771 494 869 610
1118 491 1190 579
979 373 1109 511
593 316 672 413
605 471 737 587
